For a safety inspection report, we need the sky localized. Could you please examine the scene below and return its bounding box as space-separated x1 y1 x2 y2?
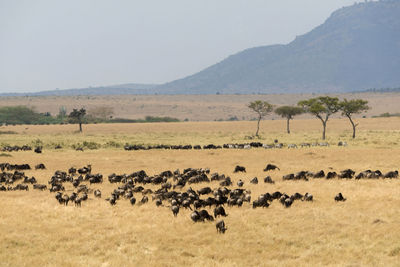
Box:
0 0 362 93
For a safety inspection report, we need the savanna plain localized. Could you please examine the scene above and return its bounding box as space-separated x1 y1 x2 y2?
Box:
0 117 400 266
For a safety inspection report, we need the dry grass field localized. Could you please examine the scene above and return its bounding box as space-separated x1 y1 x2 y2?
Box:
0 118 400 266
1 92 400 121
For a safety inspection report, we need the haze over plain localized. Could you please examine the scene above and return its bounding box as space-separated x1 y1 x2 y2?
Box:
0 0 361 93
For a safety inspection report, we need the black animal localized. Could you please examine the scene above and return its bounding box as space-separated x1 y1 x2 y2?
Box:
140 196 149 205
214 206 227 218
74 198 82 207
94 189 101 198
33 184 47 190
303 193 313 201
190 211 203 222
216 220 227 234
34 147 42 153
130 197 136 206
199 210 214 221
264 164 280 171
234 165 246 173
250 177 258 184
263 176 274 184
171 205 179 217
237 180 244 187
35 163 46 170
197 187 212 195
334 193 346 202
326 172 337 179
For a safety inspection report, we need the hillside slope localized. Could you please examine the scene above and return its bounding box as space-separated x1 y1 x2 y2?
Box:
158 0 400 94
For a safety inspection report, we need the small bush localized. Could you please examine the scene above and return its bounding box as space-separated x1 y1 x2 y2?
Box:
82 141 101 150
104 140 122 148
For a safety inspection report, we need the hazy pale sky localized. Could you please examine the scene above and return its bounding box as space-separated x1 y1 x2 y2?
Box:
0 0 361 92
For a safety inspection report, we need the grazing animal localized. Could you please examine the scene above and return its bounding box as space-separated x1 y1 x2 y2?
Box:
284 197 293 208
33 184 47 190
74 198 82 207
216 220 227 234
326 172 337 179
197 187 212 195
109 197 117 206
264 164 280 172
199 210 214 221
34 147 42 153
140 196 149 205
303 193 313 201
234 165 246 173
94 189 101 198
190 211 203 222
130 197 136 206
263 176 275 184
214 206 227 218
250 177 258 184
171 205 179 217
334 193 346 202
237 180 244 187
35 163 46 170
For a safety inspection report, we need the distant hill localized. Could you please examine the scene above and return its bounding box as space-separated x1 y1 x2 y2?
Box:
2 1 399 97
157 0 400 94
0 83 159 96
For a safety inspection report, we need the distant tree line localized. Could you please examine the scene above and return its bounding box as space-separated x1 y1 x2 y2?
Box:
248 96 370 139
0 106 180 131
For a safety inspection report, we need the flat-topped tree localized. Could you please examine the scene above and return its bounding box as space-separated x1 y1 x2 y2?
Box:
298 96 340 140
69 108 86 132
340 99 369 138
275 106 304 134
248 100 273 137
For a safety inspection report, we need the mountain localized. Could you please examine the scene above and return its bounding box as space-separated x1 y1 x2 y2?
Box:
0 83 159 96
157 0 400 94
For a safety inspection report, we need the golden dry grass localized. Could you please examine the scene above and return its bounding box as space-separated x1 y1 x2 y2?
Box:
0 119 400 266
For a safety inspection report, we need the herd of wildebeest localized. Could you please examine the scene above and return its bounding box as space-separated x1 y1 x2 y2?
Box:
1 160 398 234
1 140 347 153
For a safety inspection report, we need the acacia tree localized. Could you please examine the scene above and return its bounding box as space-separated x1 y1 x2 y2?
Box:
339 99 369 138
248 100 273 137
298 96 340 140
69 108 86 132
274 106 304 134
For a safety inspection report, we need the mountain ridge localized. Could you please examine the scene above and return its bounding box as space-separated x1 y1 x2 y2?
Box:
1 0 399 96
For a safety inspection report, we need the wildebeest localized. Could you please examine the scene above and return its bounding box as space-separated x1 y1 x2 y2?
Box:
383 170 398 178
303 192 313 201
140 196 149 205
250 177 258 184
214 206 227 218
263 176 274 184
264 164 280 171
216 220 227 234
171 205 179 217
334 193 346 202
130 197 136 206
199 210 214 221
326 172 337 179
34 147 42 153
237 180 244 187
35 163 46 170
190 211 203 222
94 189 101 198
197 187 212 195
33 184 47 190
234 165 246 173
